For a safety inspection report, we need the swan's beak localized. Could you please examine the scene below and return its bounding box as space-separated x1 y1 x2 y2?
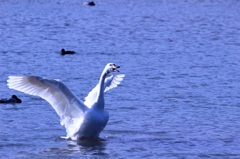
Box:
112 64 120 72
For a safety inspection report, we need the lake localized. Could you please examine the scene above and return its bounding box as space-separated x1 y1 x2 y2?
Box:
1 0 240 158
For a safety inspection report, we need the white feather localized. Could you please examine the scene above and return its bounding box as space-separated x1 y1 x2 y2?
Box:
84 74 125 108
7 76 86 136
7 63 125 140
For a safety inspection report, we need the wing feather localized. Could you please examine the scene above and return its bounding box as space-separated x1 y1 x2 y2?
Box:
7 76 87 132
84 74 125 108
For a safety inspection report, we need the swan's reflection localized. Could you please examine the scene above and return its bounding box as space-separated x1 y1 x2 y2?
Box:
76 138 106 147
45 138 109 158
66 138 109 157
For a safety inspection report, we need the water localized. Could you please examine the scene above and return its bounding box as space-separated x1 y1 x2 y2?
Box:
1 0 240 158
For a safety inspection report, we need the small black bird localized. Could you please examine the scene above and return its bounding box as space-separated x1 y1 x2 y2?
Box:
61 49 75 56
0 95 22 104
83 1 95 6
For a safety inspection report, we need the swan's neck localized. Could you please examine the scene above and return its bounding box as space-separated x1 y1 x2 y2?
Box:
94 70 108 109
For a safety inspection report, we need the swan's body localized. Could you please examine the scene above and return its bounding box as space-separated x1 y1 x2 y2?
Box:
7 63 124 140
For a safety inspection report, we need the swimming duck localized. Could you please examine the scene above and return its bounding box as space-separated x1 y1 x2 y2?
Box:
61 49 75 56
0 95 22 104
83 1 95 6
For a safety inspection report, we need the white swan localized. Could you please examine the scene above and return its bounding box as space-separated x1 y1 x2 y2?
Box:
7 63 125 140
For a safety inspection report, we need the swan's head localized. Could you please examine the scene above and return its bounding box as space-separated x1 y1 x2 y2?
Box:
106 63 120 74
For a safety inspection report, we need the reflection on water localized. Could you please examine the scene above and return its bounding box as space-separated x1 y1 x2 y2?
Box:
76 138 106 148
43 138 109 158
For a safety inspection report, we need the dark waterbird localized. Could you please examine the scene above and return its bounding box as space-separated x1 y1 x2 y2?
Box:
83 1 95 6
0 95 22 104
61 49 75 56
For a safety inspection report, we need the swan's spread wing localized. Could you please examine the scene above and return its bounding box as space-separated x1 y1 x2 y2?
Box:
103 74 125 92
84 74 125 108
83 84 99 108
7 76 87 133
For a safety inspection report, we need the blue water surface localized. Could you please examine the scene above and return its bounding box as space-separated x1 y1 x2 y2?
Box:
1 0 240 158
